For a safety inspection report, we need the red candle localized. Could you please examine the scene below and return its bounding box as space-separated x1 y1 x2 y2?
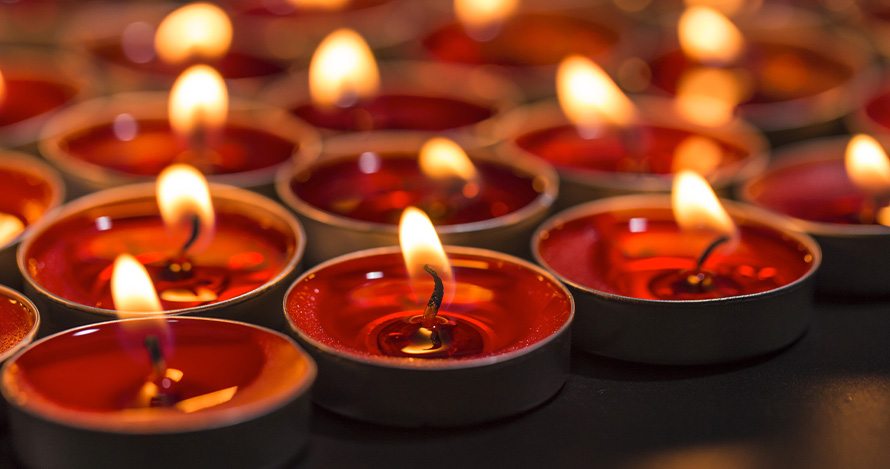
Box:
284 208 572 425
20 181 304 332
0 286 38 362
277 135 556 264
1 317 315 468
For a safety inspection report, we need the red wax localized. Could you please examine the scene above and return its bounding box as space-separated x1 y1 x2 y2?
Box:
237 0 392 17
0 291 35 356
58 119 296 177
2 318 310 429
648 41 853 104
537 206 814 300
864 90 890 132
515 124 749 175
289 152 543 225
746 158 874 225
24 196 296 310
289 95 494 132
286 250 571 359
422 13 618 67
0 165 57 229
87 42 285 80
0 78 77 127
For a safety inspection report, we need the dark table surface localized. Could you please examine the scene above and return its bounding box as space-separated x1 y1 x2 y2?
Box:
3 296 889 469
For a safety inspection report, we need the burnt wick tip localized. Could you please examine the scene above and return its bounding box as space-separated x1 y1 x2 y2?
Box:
696 236 731 270
421 264 444 330
143 335 166 377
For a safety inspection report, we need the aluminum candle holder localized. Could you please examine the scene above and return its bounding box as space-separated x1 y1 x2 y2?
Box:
533 196 821 365
284 246 573 427
18 183 306 334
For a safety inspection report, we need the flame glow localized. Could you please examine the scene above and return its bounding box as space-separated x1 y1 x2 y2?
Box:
0 212 24 246
675 68 746 126
0 69 6 107
679 7 744 65
845 134 890 195
157 164 216 252
169 65 228 139
419 138 479 181
671 136 723 175
111 253 163 314
154 3 232 64
399 207 452 283
309 29 380 108
672 170 736 237
683 0 761 16
557 55 636 130
455 0 518 34
288 0 349 9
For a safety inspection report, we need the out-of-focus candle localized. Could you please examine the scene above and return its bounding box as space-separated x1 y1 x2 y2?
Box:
284 207 572 426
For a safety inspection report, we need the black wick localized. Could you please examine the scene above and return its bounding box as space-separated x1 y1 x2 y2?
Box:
143 335 166 379
179 215 201 255
696 236 730 270
420 264 444 331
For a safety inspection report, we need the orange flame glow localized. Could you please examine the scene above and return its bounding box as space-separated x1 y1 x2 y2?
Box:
309 29 380 109
419 138 479 182
845 134 890 195
111 253 163 314
679 6 744 65
168 65 228 140
672 170 737 237
157 164 216 253
455 0 518 35
399 207 452 283
154 3 232 64
675 68 747 126
557 55 636 130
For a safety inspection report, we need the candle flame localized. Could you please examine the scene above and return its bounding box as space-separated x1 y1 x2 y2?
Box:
683 0 761 16
672 170 737 237
288 0 349 10
157 164 216 253
845 134 890 195
557 55 636 131
455 0 518 35
111 254 163 315
154 3 232 64
671 136 723 175
419 138 479 182
675 68 747 127
169 65 228 139
0 212 24 246
399 207 452 283
0 69 6 107
309 29 380 109
679 7 744 65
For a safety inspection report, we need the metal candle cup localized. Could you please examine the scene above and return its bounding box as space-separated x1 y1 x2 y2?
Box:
276 134 557 265
284 246 573 427
738 136 890 296
18 183 305 334
496 97 768 209
0 45 96 148
533 195 820 365
264 61 522 149
1 317 316 469
0 152 65 290
39 92 320 198
0 286 39 430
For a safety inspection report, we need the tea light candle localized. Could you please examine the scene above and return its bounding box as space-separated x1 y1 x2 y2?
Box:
40 66 320 197
420 0 628 96
66 2 289 93
1 317 315 469
738 135 890 295
277 134 557 265
534 172 820 364
0 152 65 290
19 165 305 334
0 46 95 148
643 6 875 135
0 285 39 365
284 208 572 426
264 29 521 148
496 56 767 209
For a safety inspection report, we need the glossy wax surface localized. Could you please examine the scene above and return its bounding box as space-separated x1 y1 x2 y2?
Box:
87 42 285 79
58 119 296 176
0 165 57 231
864 90 890 131
0 291 36 355
290 152 543 225
0 78 77 127
537 207 814 300
290 95 494 132
515 124 748 175
649 42 852 104
25 197 296 310
238 0 391 16
423 13 617 67
746 158 874 225
2 319 309 427
286 251 571 360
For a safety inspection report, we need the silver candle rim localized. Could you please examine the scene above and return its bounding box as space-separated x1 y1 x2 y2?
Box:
17 182 306 319
532 194 823 305
0 151 66 251
0 316 317 434
0 285 40 364
283 245 575 370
